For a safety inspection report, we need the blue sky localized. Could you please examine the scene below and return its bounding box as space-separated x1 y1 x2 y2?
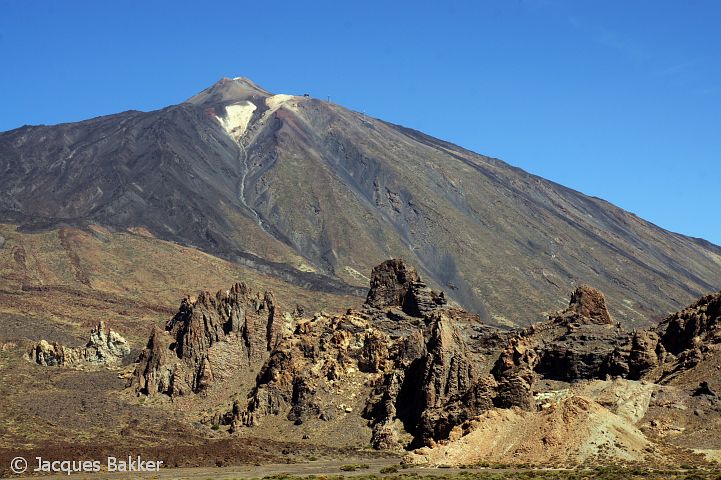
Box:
1 0 719 244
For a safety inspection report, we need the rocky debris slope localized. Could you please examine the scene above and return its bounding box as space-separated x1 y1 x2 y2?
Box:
26 321 130 367
131 283 290 396
409 390 660 466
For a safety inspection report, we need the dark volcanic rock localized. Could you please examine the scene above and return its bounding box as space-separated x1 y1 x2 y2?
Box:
365 310 495 447
132 283 284 396
534 326 631 381
365 259 421 310
492 286 629 387
621 291 721 383
490 336 537 409
627 330 664 379
658 292 721 355
364 259 447 317
365 259 448 317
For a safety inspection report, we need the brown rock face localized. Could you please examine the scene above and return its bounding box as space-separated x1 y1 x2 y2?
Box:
489 285 629 388
422 313 477 403
364 259 446 317
212 261 496 449
132 282 283 396
121 255 721 462
365 259 420 309
555 285 613 325
623 291 721 382
659 292 721 355
490 336 538 410
128 258 721 457
627 330 664 380
226 313 397 429
365 311 495 448
413 313 481 444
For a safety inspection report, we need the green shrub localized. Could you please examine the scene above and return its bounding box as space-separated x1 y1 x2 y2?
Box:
380 466 399 474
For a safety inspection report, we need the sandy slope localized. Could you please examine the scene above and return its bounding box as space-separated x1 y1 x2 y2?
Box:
409 380 661 466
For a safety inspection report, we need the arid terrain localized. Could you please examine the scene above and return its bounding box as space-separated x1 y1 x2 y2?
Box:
1 79 721 478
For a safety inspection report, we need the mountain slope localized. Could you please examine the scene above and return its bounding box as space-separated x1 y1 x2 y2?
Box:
1 77 720 326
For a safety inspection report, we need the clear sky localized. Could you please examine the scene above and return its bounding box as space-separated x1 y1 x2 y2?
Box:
1 1 719 245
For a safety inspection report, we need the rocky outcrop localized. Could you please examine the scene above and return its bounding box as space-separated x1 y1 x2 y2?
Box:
491 336 537 410
132 283 287 396
365 259 420 309
487 289 721 388
552 285 614 325
364 259 446 317
26 321 130 367
658 292 721 355
534 325 631 381
490 286 630 392
224 312 398 430
210 261 498 449
627 330 664 379
126 257 721 461
365 311 497 448
27 340 83 367
621 291 721 383
85 321 132 364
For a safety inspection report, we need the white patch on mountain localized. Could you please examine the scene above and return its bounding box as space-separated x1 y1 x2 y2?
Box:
216 101 257 139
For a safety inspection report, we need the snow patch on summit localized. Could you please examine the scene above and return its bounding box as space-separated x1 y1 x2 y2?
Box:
217 101 257 139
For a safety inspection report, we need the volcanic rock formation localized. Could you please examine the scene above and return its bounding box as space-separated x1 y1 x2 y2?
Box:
27 321 130 367
364 259 447 316
132 283 288 396
212 260 502 448
128 257 721 463
628 291 721 383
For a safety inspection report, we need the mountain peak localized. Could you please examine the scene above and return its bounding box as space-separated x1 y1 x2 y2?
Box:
186 76 272 105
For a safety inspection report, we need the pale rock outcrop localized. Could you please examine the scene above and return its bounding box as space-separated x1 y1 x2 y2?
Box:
27 321 130 367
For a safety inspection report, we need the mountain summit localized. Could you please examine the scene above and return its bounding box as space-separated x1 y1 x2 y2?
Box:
186 77 272 105
1 78 719 326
